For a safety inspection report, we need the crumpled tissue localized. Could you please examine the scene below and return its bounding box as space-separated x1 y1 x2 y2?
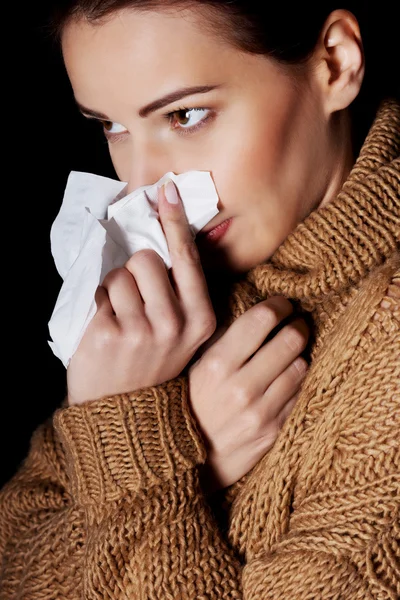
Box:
48 170 219 368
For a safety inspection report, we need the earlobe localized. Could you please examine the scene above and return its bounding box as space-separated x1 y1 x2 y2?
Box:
318 11 365 114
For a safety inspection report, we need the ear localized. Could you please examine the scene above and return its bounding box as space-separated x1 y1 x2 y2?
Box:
312 10 365 114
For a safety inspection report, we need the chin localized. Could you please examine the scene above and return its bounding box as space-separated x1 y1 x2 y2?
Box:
200 246 261 275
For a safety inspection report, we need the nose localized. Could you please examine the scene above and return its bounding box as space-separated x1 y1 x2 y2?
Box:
125 142 172 194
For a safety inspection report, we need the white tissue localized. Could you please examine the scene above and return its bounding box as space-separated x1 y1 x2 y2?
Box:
48 170 219 368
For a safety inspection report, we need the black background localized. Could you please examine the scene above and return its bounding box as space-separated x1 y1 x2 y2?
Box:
2 2 398 488
3 2 118 488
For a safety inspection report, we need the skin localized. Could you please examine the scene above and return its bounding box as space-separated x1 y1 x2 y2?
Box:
61 7 364 492
62 8 363 272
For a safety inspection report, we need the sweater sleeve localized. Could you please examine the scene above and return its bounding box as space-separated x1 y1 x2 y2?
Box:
0 376 244 599
1 275 398 599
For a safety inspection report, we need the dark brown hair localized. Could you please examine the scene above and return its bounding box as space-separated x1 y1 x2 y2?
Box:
50 1 364 62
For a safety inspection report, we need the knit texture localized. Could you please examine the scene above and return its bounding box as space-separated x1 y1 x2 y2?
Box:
1 98 399 599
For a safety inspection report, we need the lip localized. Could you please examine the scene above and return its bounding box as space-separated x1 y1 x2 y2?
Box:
199 218 233 244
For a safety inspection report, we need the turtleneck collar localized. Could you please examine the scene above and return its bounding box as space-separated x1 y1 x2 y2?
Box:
246 98 400 307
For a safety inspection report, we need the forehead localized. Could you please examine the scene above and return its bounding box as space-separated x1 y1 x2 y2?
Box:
61 8 243 105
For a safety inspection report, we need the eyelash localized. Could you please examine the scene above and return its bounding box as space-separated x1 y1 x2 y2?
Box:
100 106 214 143
165 106 213 135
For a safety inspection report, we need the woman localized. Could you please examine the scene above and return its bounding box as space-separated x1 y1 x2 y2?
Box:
1 1 399 598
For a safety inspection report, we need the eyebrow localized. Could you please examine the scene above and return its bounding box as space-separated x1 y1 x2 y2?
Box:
76 84 220 121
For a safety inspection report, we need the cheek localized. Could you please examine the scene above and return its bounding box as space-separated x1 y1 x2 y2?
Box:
108 143 131 181
209 97 296 213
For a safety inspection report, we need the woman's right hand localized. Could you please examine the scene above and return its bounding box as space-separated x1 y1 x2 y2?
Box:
66 180 217 406
188 297 309 495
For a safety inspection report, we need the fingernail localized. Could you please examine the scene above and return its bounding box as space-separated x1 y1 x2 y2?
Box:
163 179 179 204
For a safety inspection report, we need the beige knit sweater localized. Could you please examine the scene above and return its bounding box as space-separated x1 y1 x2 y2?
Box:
1 98 399 600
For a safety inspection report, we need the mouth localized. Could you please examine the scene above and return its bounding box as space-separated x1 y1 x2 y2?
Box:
198 217 233 244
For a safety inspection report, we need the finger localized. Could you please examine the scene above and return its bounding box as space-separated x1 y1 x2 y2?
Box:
83 286 115 335
188 324 229 368
244 318 309 394
93 285 115 318
124 248 180 324
101 267 144 320
158 180 213 314
206 297 294 372
275 390 302 431
259 357 308 422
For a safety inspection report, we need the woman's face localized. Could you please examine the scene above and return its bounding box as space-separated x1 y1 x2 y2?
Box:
62 8 350 272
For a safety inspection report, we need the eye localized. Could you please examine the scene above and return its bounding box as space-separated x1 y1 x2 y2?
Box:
101 120 128 135
169 108 210 131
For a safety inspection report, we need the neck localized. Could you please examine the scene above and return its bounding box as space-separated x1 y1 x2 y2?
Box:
319 109 355 209
246 97 400 306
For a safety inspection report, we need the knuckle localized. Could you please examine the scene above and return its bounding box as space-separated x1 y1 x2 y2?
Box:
157 314 183 343
126 249 160 269
241 407 263 437
251 304 277 328
204 354 226 377
170 240 200 265
266 421 281 442
127 321 151 347
262 296 293 320
284 323 308 353
276 408 292 431
167 213 184 226
163 204 183 223
102 267 127 287
232 385 252 410
252 430 277 454
194 312 217 343
290 357 308 379
266 296 293 311
272 395 299 434
91 319 120 351
251 298 290 329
